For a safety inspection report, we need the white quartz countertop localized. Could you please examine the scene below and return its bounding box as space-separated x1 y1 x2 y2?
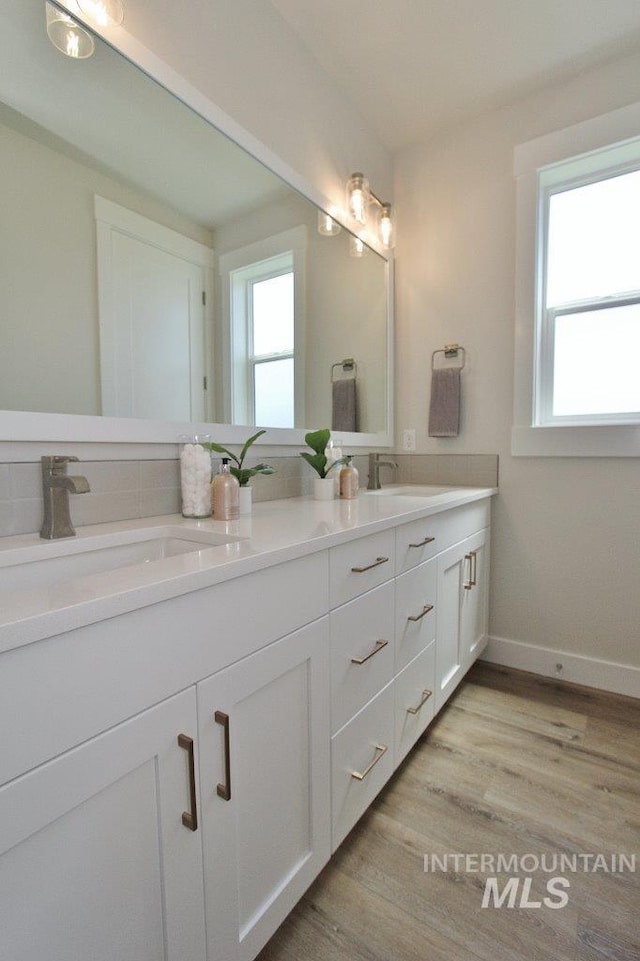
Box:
0 485 496 653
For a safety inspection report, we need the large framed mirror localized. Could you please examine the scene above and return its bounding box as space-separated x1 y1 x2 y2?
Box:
0 0 393 450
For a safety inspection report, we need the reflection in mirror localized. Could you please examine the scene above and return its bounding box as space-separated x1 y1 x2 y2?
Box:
0 0 390 439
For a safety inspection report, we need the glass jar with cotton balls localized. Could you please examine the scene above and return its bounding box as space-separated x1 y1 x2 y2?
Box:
178 434 212 517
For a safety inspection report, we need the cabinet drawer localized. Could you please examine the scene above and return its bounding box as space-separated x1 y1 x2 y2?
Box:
330 581 395 734
329 529 395 608
331 681 394 851
396 500 491 574
395 560 436 673
395 514 446 572
394 642 436 765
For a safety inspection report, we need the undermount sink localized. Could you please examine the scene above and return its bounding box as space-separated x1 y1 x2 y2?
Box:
0 526 243 599
365 485 457 497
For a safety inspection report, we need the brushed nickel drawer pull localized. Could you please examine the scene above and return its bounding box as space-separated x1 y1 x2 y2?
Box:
471 549 477 587
351 638 389 665
177 733 198 831
406 689 433 715
351 555 389 573
407 603 434 622
214 710 231 801
409 535 435 548
351 743 388 781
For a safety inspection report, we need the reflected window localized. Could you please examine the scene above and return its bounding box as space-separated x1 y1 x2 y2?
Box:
221 226 306 429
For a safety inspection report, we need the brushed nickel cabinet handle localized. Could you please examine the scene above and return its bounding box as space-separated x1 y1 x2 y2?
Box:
464 550 477 590
351 555 389 573
464 552 473 590
177 733 198 831
409 535 435 548
407 603 434 622
351 638 389 665
351 744 388 781
215 710 231 801
406 689 433 715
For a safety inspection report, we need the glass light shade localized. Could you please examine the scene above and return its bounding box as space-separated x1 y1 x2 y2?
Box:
77 0 124 26
346 172 370 225
46 2 95 58
378 203 395 249
317 210 341 236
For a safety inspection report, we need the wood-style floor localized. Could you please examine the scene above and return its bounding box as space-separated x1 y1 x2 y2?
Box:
257 662 640 961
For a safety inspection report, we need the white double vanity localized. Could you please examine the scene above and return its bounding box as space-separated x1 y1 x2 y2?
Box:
0 484 494 961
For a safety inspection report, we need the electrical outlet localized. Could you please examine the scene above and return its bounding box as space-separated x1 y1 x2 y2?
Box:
403 428 417 451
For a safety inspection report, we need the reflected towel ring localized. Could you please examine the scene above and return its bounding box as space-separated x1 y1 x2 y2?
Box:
331 358 358 382
431 344 466 371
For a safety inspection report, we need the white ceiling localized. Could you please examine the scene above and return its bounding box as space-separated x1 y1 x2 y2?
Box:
270 0 640 150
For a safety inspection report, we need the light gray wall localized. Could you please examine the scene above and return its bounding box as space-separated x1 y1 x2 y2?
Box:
394 51 640 671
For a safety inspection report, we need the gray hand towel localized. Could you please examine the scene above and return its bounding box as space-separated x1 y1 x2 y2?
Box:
332 378 357 432
428 367 461 437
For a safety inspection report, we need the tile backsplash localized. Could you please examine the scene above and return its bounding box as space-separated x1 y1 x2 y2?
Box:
0 452 498 538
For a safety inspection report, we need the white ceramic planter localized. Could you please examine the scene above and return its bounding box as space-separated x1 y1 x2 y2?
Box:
313 477 335 501
239 486 252 515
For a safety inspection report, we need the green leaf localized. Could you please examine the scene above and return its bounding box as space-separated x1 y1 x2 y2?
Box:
238 429 266 465
206 441 240 467
304 428 331 456
300 450 328 478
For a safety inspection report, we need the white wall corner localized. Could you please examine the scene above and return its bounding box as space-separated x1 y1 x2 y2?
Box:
482 635 640 700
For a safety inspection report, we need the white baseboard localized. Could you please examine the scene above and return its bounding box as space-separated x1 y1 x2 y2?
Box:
482 635 640 699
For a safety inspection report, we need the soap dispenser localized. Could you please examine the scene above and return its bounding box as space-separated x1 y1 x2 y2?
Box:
339 456 359 499
212 458 240 520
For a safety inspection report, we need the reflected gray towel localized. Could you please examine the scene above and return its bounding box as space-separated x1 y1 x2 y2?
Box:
332 378 357 432
428 367 460 437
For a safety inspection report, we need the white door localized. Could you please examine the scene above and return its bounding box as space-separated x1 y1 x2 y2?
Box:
96 196 214 421
198 618 331 961
0 689 206 961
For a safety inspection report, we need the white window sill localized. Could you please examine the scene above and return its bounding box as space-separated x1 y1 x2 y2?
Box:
511 424 640 457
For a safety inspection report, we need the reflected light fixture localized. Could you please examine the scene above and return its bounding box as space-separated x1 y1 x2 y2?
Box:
46 2 95 58
317 209 342 236
346 171 395 250
349 235 367 258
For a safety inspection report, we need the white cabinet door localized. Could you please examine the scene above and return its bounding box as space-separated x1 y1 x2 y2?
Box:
461 527 490 671
198 618 331 961
435 528 489 711
0 689 206 961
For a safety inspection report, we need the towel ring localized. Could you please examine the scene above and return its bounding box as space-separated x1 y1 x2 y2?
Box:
331 358 357 382
431 344 466 371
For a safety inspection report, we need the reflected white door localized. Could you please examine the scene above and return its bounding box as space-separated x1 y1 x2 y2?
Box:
96 196 213 421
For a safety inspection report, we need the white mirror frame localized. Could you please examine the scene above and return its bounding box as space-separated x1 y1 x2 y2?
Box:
0 1 394 459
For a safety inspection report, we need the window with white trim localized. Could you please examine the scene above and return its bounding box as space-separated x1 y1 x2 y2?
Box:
231 253 295 428
512 102 640 457
537 156 640 426
218 226 306 430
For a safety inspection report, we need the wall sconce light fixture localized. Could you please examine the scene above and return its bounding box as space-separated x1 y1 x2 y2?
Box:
46 2 95 58
76 0 124 27
346 171 395 250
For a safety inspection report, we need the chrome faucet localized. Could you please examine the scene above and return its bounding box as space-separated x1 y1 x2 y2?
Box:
367 452 398 490
40 455 90 539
